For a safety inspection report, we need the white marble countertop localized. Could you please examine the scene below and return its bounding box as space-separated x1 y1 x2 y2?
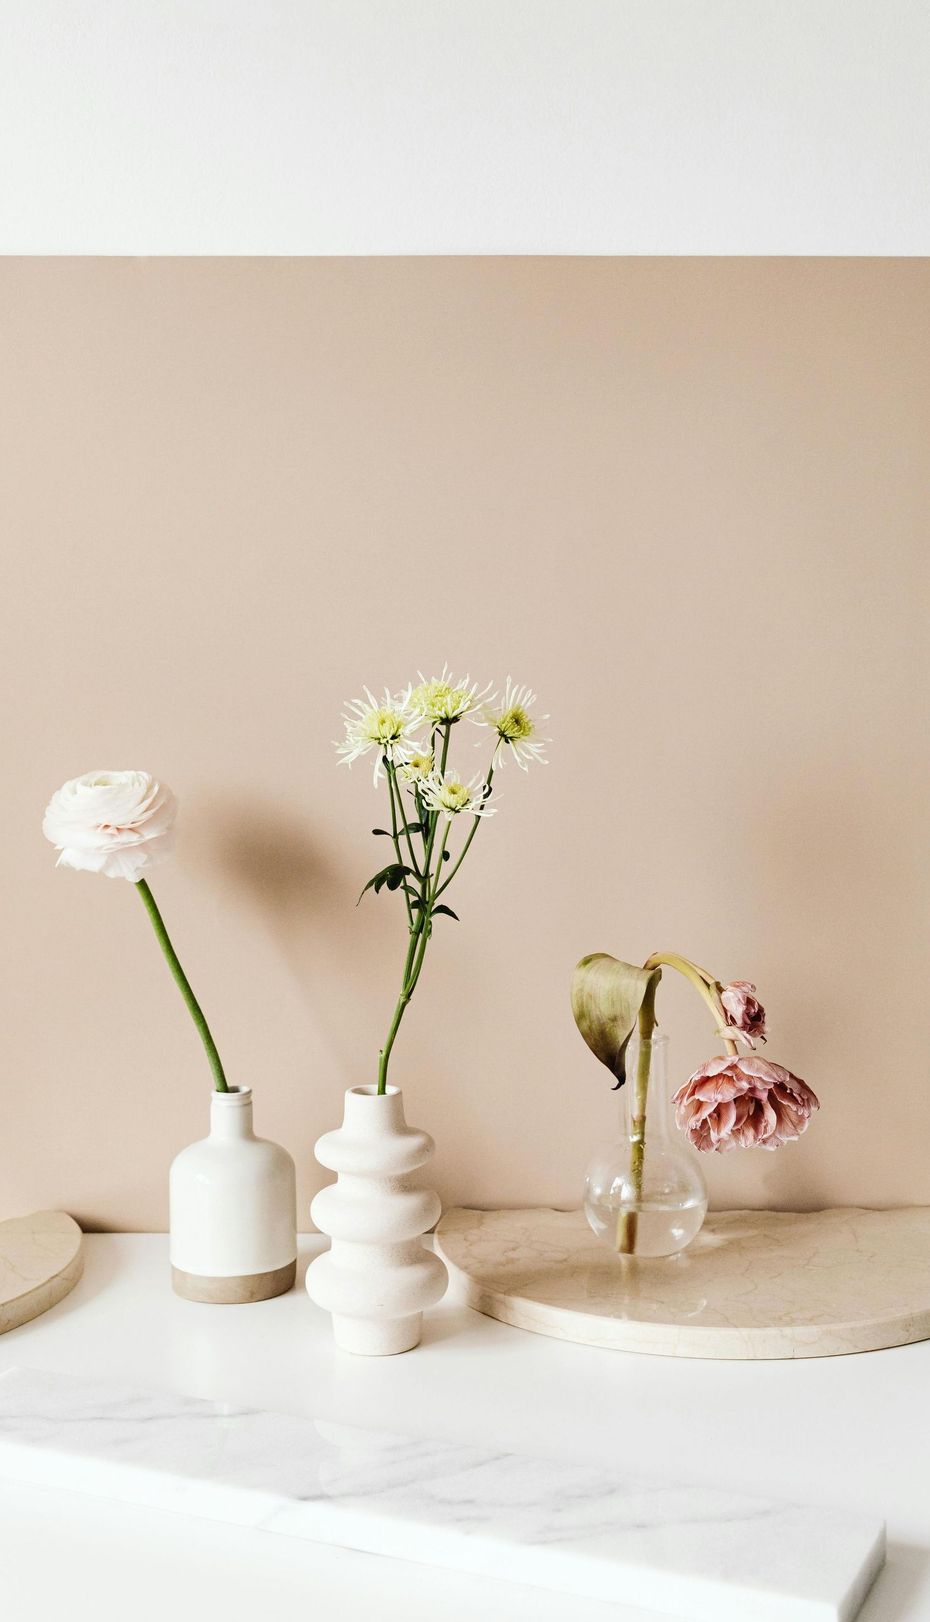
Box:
0 1234 927 1622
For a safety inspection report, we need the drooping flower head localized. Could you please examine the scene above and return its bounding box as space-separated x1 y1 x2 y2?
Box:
478 679 549 770
720 981 767 1045
335 686 417 784
420 769 496 822
43 770 177 881
674 1055 819 1153
409 666 493 726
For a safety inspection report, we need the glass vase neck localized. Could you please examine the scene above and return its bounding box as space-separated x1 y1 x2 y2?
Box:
620 1033 671 1137
583 1029 708 1259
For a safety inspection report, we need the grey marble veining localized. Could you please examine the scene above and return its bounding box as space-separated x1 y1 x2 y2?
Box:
0 1367 883 1622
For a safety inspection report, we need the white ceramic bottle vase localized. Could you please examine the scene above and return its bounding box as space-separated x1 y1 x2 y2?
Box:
169 1086 297 1303
306 1085 448 1355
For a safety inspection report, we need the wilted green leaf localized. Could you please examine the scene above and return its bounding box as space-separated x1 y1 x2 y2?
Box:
570 954 661 1089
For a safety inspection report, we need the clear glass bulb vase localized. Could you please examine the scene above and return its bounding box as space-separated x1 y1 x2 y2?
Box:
583 1033 708 1258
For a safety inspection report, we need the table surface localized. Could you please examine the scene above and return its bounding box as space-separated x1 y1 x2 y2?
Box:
0 1233 927 1622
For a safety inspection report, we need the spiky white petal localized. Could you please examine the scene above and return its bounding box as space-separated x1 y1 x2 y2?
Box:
420 769 496 821
409 665 495 725
398 750 434 784
476 678 549 770
335 686 418 784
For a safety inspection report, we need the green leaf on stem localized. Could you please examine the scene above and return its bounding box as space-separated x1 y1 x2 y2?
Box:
357 863 416 905
570 953 661 1090
431 904 459 920
371 828 392 836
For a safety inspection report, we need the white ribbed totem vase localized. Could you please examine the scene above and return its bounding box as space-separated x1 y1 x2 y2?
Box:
306 1085 448 1355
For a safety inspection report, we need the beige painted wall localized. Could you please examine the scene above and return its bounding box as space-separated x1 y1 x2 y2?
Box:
2 258 926 1231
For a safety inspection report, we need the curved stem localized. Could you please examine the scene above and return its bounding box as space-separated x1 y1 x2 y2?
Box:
651 951 717 987
135 879 229 1091
436 763 494 896
642 951 737 1055
377 917 423 1094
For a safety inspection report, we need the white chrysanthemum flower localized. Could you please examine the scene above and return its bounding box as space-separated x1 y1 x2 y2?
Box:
398 750 434 784
335 687 417 784
420 769 496 821
477 679 549 770
409 665 494 725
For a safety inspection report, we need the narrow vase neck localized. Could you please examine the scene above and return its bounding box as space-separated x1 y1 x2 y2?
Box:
209 1087 255 1140
620 1035 671 1138
342 1084 408 1135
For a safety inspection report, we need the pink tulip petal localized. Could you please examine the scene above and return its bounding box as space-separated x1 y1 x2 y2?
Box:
675 1053 819 1153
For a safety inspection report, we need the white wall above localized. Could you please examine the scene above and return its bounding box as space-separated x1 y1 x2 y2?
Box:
2 0 928 254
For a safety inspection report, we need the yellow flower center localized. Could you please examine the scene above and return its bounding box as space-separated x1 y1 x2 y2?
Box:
362 707 406 745
403 752 433 779
411 678 471 721
495 705 534 742
439 780 471 812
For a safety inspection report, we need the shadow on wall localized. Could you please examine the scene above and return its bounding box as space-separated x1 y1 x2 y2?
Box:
190 796 510 1153
750 753 919 1210
186 797 445 1108
214 801 342 925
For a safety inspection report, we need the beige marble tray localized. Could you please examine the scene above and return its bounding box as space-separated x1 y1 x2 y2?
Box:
435 1206 930 1359
0 1212 84 1335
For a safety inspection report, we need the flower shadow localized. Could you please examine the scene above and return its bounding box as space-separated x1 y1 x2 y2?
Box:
187 798 433 1114
728 756 923 1212
201 796 367 967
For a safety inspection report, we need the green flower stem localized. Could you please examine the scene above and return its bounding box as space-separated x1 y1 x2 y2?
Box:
436 763 494 897
387 758 421 877
616 972 659 1255
134 878 229 1092
374 723 470 1095
376 822 450 1095
376 915 423 1095
416 721 450 881
407 821 449 989
384 761 414 927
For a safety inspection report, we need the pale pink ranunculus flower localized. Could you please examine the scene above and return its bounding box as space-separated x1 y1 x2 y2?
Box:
720 980 767 1043
43 770 177 881
673 1055 819 1153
